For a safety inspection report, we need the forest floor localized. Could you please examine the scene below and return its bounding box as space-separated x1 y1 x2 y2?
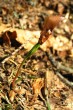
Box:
0 0 73 110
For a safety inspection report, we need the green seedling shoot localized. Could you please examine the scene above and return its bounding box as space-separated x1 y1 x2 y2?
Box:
12 43 40 87
11 15 63 88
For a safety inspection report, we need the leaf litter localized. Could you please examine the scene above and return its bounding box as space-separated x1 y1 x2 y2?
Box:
0 0 73 110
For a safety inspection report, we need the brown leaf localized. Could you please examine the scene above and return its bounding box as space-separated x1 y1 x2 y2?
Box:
58 3 64 15
32 78 44 98
1 7 9 15
14 87 26 95
2 30 17 46
9 90 16 102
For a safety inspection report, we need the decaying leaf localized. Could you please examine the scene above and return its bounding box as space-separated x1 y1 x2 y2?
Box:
14 87 26 95
0 15 73 57
2 30 17 46
32 78 44 98
0 23 10 34
53 35 72 51
1 28 73 56
9 90 16 102
9 87 26 102
58 3 64 14
1 28 40 49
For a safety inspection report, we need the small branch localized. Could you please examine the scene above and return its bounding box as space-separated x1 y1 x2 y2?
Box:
46 51 73 88
46 51 73 74
56 71 73 88
1 44 24 68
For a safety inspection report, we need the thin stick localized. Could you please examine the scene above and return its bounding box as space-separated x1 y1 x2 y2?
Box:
46 51 73 88
2 44 24 64
46 51 73 74
56 71 73 88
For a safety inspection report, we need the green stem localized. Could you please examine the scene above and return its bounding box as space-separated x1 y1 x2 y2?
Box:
12 43 40 87
46 101 51 110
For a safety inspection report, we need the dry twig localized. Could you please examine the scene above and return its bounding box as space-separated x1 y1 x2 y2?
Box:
1 44 24 68
46 51 73 88
46 51 73 74
56 72 73 88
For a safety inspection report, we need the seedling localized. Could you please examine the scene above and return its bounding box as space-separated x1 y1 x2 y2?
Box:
11 15 63 88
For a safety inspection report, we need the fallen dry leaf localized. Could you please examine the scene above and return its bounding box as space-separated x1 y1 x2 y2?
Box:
9 90 16 102
0 23 11 34
2 30 17 45
14 87 26 95
32 78 44 98
53 35 72 51
0 24 73 56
